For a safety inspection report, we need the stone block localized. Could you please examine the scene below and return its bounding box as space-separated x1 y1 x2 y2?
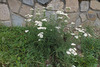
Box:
23 0 34 6
46 0 64 11
11 13 26 27
8 0 21 13
75 17 81 27
87 10 97 21
34 3 45 17
80 13 87 22
19 4 32 17
67 13 79 23
0 21 12 27
45 11 57 20
0 4 10 21
80 1 89 12
97 12 100 20
90 1 100 10
65 0 79 12
37 0 50 5
94 18 100 28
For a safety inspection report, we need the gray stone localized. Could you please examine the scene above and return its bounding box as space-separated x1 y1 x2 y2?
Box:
75 17 81 27
46 0 64 11
19 4 32 17
0 4 10 21
11 13 26 27
97 12 100 20
8 0 21 13
0 0 6 2
94 18 100 28
65 0 79 12
34 3 45 17
90 1 100 10
67 13 79 23
80 13 87 22
23 0 34 6
87 10 97 21
37 0 50 5
80 1 89 12
45 11 57 20
0 21 11 27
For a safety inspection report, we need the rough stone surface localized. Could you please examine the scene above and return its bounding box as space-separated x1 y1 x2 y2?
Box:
23 0 34 6
45 11 57 20
65 0 79 12
90 1 100 10
34 3 45 17
1 21 11 27
46 0 63 11
80 1 89 12
37 0 50 5
0 0 6 3
87 10 97 21
80 13 87 22
94 18 100 28
97 12 100 20
67 13 79 23
0 4 10 20
11 13 26 27
8 0 21 13
75 17 81 27
19 4 32 17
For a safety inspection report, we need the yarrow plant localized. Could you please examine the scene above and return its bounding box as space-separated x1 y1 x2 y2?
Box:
0 6 100 67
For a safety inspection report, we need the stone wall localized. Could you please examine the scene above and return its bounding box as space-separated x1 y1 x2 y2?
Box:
0 0 100 27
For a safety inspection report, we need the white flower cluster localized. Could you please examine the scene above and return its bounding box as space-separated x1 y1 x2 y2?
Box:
37 27 46 30
38 32 44 38
70 25 92 39
56 11 69 19
55 26 61 29
25 30 29 33
66 48 77 56
72 65 76 67
35 21 42 27
42 19 47 22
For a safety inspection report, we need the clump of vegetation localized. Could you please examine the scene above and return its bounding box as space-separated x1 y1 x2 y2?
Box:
0 8 100 67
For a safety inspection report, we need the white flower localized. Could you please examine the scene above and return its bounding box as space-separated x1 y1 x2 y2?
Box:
56 11 64 15
35 21 42 27
55 26 61 29
29 15 33 17
71 43 76 46
79 25 82 27
71 33 75 36
72 65 76 67
42 19 47 22
78 29 85 33
64 20 68 22
38 39 41 41
37 27 46 30
74 36 79 39
88 33 92 37
68 48 77 56
36 13 41 15
84 33 88 37
66 51 71 55
30 8 34 10
58 17 63 19
71 22 74 24
73 48 77 51
25 30 29 33
38 32 44 38
26 19 31 22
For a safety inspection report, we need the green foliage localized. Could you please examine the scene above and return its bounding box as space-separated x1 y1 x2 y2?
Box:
0 10 100 67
